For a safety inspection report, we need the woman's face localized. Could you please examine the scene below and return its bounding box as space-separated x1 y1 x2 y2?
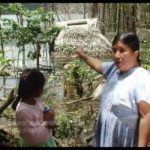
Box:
112 41 139 72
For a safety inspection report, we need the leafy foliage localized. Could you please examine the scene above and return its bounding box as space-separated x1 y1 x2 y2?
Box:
0 52 12 76
0 3 62 61
64 60 98 82
140 41 150 71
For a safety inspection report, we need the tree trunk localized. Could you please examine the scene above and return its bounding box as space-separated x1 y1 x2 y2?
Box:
91 3 98 18
0 11 4 58
131 4 137 33
126 4 137 33
136 3 141 22
22 45 25 69
47 3 55 12
54 8 60 22
64 4 71 20
88 3 98 18
20 15 26 68
101 3 106 35
36 43 41 70
83 3 86 19
107 3 111 32
122 4 126 32
112 4 117 32
116 3 121 34
43 3 48 11
0 11 6 96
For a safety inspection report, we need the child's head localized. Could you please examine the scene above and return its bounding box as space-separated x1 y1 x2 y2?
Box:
12 68 45 110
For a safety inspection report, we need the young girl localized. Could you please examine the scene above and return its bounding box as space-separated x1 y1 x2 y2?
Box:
12 68 57 147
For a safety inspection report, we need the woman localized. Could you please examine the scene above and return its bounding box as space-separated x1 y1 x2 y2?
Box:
76 32 150 147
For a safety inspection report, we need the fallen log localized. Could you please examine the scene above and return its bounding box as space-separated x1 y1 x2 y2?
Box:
0 89 15 114
64 96 93 105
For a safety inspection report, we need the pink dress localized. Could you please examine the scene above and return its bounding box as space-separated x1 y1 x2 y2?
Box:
15 98 52 145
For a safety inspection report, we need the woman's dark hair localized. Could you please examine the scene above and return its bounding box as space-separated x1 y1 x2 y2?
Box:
12 68 45 110
112 32 141 65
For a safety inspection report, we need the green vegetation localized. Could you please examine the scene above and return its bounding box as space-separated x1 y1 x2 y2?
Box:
0 3 61 69
0 54 12 76
0 3 42 13
141 40 150 71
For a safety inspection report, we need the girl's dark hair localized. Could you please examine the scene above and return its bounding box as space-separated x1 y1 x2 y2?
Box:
112 32 141 65
12 68 45 110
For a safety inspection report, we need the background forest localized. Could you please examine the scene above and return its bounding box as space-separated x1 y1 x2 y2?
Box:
1 3 150 35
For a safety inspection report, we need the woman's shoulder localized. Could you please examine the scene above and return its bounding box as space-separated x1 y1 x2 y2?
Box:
136 67 150 76
102 62 116 77
134 67 150 82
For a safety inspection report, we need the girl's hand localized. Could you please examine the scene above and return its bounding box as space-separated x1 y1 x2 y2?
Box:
43 110 55 121
44 121 56 130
